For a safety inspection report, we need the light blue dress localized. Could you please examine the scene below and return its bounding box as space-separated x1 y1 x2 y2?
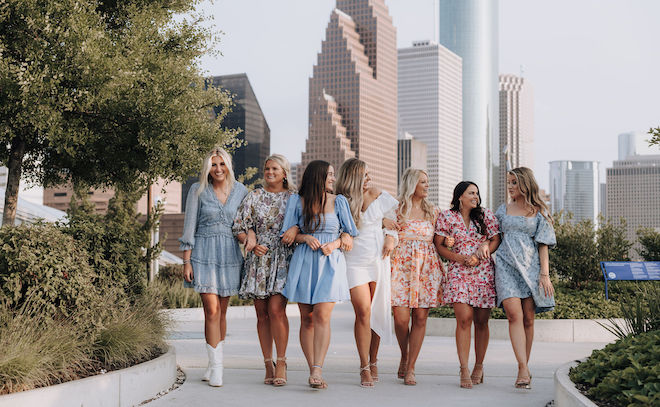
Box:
280 194 358 304
179 182 248 296
494 204 557 313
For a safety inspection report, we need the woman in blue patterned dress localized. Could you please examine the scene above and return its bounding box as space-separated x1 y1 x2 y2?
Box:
495 167 556 390
280 160 359 389
180 147 248 387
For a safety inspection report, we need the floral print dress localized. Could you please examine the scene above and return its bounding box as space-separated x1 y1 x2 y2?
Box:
233 188 295 299
435 209 500 308
391 207 444 308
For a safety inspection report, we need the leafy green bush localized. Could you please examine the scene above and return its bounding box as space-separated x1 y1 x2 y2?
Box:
599 283 660 339
637 227 660 261
570 330 660 407
596 216 632 263
0 225 100 320
550 212 599 288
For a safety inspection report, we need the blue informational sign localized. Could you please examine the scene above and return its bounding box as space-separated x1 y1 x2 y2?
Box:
600 261 660 299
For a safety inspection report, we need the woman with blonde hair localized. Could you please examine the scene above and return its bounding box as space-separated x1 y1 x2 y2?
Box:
335 158 398 387
434 181 500 389
233 154 297 386
180 147 248 387
391 168 444 386
494 167 556 389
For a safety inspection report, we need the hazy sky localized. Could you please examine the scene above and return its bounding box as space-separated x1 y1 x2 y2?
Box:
196 0 660 193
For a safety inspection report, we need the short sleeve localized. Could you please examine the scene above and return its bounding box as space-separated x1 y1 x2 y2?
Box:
484 208 500 239
179 183 201 250
434 210 451 237
280 194 302 234
335 194 359 236
534 213 556 248
232 189 256 236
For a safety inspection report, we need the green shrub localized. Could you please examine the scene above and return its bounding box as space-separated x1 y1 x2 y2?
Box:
637 227 660 261
550 212 599 288
597 216 632 263
599 283 660 339
0 225 99 320
570 330 660 407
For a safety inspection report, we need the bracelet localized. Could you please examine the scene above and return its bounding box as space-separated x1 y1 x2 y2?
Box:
540 272 549 277
183 259 191 265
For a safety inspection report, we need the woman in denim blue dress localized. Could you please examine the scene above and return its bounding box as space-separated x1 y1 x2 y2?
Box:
495 167 556 390
179 147 248 387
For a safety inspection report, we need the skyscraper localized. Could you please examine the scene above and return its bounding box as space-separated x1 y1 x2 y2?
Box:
209 74 270 181
301 1 398 194
439 0 499 207
618 131 657 160
549 160 600 225
398 40 462 208
397 132 428 189
497 74 534 207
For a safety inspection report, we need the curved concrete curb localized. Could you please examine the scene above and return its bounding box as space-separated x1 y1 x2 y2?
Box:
0 347 177 407
554 360 599 407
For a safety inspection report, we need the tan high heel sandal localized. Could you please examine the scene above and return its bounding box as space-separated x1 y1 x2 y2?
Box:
272 357 287 387
263 358 275 385
369 360 379 383
471 363 484 385
460 366 473 389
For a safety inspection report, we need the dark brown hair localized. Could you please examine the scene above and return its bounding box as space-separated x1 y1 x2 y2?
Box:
450 181 487 236
298 160 330 233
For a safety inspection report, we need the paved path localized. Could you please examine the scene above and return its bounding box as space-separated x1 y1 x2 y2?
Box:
148 304 608 407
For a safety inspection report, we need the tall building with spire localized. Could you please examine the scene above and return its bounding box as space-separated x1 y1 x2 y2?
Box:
497 74 534 206
302 0 397 194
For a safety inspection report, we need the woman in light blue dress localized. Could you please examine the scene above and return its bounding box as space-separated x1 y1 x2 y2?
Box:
494 167 556 390
179 147 248 387
280 160 358 389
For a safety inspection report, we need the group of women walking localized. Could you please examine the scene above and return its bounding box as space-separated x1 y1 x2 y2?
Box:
179 147 556 391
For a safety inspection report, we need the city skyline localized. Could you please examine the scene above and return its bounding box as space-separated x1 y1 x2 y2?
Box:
195 0 660 201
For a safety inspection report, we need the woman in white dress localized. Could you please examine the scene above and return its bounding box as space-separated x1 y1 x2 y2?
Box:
335 158 398 387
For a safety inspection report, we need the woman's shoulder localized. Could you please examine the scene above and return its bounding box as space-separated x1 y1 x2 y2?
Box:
495 203 507 215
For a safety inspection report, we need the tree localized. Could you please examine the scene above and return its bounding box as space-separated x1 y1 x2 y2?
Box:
648 126 660 147
596 216 632 263
549 211 599 288
637 227 660 261
0 0 236 225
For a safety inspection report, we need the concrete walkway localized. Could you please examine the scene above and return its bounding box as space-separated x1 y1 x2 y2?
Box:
147 304 608 407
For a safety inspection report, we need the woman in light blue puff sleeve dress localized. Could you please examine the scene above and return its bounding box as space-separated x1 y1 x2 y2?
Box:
279 160 358 389
179 147 248 387
495 167 556 390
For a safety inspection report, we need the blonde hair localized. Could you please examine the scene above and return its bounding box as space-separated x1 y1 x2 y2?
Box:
509 167 553 223
197 147 235 195
264 154 296 191
397 168 434 222
335 158 366 227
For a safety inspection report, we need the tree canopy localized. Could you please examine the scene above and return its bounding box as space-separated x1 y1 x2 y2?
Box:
0 0 236 224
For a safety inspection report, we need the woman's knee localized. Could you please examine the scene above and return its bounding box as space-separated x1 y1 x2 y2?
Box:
354 305 371 325
522 312 535 329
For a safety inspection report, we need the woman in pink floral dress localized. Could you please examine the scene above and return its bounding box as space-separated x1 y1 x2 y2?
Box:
434 181 500 389
391 169 444 386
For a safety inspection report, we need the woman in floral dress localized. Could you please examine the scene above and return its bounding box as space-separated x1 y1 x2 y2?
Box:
434 181 500 389
233 154 297 387
391 168 444 386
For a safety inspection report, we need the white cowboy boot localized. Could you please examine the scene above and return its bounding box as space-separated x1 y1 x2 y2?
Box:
206 341 224 387
202 360 211 381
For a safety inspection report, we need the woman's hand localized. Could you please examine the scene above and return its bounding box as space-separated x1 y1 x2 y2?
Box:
455 253 478 267
382 235 395 258
382 218 399 230
444 236 455 248
539 274 554 298
476 243 490 260
340 233 353 251
321 239 340 256
183 263 194 283
245 230 257 252
303 235 321 251
281 225 299 246
253 244 268 256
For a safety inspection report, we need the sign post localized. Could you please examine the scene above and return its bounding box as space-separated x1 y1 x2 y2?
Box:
600 261 660 299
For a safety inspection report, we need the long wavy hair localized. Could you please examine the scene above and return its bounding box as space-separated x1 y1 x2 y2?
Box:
197 147 235 196
397 168 434 222
335 158 365 228
263 154 296 191
509 167 553 224
298 160 330 233
450 181 487 235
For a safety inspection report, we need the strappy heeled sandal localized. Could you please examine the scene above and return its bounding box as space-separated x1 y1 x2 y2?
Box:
273 357 287 387
471 363 484 385
263 358 275 385
404 370 416 386
460 366 473 389
309 365 328 389
397 358 407 379
515 366 531 389
360 364 374 388
369 360 379 383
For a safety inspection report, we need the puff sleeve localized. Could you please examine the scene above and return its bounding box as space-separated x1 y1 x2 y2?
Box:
434 209 451 237
534 213 557 248
484 208 500 239
280 193 302 234
232 189 256 237
335 194 359 237
179 183 201 250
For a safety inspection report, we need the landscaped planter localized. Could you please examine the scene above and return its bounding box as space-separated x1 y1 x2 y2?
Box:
554 360 598 407
0 347 177 407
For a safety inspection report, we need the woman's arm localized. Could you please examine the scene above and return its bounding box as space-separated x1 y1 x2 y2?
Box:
434 234 474 265
182 249 193 283
538 244 554 297
476 234 501 260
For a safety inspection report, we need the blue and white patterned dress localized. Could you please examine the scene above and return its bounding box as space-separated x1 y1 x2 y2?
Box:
179 182 248 296
494 204 557 313
280 194 359 304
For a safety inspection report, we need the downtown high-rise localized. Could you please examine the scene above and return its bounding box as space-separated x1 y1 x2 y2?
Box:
398 40 462 208
301 0 397 194
497 74 534 207
549 160 600 226
438 0 499 207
